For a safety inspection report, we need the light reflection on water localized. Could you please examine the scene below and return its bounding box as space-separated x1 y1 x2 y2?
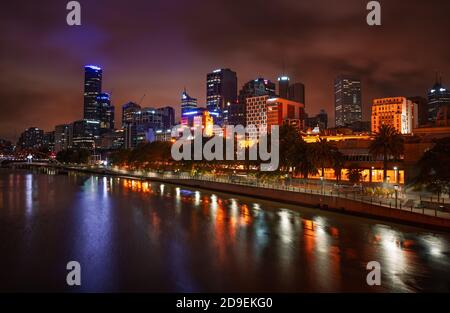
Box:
0 170 450 292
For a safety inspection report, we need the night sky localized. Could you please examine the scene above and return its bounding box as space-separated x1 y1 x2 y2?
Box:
1 0 450 141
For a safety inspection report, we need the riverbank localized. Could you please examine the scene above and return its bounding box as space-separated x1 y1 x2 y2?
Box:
36 164 450 232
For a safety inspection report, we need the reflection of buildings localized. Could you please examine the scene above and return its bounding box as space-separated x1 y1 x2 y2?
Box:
334 75 362 127
371 97 417 134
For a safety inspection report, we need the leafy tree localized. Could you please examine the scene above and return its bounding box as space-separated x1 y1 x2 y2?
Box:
312 137 337 178
347 168 363 184
415 137 450 200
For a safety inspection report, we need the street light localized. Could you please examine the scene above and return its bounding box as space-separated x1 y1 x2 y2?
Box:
394 184 399 209
393 166 398 184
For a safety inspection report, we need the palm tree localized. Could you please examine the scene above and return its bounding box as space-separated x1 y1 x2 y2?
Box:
369 125 404 183
331 150 345 182
313 137 337 178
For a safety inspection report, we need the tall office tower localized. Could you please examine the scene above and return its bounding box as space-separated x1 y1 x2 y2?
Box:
83 65 103 120
206 68 238 112
181 89 198 115
427 78 450 123
17 127 44 150
277 76 290 99
54 124 71 153
157 106 176 130
43 131 55 152
371 97 417 134
288 82 305 105
71 119 100 150
408 96 428 127
334 75 362 127
121 102 141 128
96 92 115 133
230 78 276 126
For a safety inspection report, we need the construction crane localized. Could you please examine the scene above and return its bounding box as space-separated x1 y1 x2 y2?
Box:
138 94 146 106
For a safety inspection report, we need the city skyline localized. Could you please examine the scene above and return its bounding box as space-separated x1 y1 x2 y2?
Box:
1 0 450 141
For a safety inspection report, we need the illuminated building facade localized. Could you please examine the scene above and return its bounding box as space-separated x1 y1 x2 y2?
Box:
54 124 71 153
181 89 197 115
246 95 270 136
83 65 102 121
266 97 305 131
96 92 115 133
206 68 237 125
371 97 417 134
230 78 276 126
334 75 362 127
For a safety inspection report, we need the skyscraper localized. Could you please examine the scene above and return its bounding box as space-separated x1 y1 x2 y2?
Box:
17 127 44 150
277 76 289 99
54 124 71 153
122 102 141 128
83 65 102 120
288 82 305 105
427 78 450 123
334 75 362 127
181 89 197 115
157 106 176 130
206 68 237 112
96 92 115 133
230 78 276 126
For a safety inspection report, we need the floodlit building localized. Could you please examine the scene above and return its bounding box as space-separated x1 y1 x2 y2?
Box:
371 97 417 134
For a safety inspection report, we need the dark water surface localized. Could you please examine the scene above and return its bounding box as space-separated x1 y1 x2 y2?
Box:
0 169 449 292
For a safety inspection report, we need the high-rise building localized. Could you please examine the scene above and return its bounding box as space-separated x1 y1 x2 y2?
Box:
427 78 450 123
157 106 176 130
371 97 417 134
206 68 237 112
71 119 100 150
96 92 115 133
122 102 141 128
83 65 102 120
266 97 305 131
17 127 44 150
230 78 276 126
288 82 305 105
43 131 55 152
277 76 290 99
181 89 197 115
246 95 270 137
54 124 71 153
334 75 362 127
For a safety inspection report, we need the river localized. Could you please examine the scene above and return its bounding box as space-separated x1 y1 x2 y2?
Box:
0 169 449 292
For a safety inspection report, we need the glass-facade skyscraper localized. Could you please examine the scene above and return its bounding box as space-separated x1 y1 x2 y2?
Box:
206 68 238 122
83 65 103 121
427 78 450 123
334 75 362 127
